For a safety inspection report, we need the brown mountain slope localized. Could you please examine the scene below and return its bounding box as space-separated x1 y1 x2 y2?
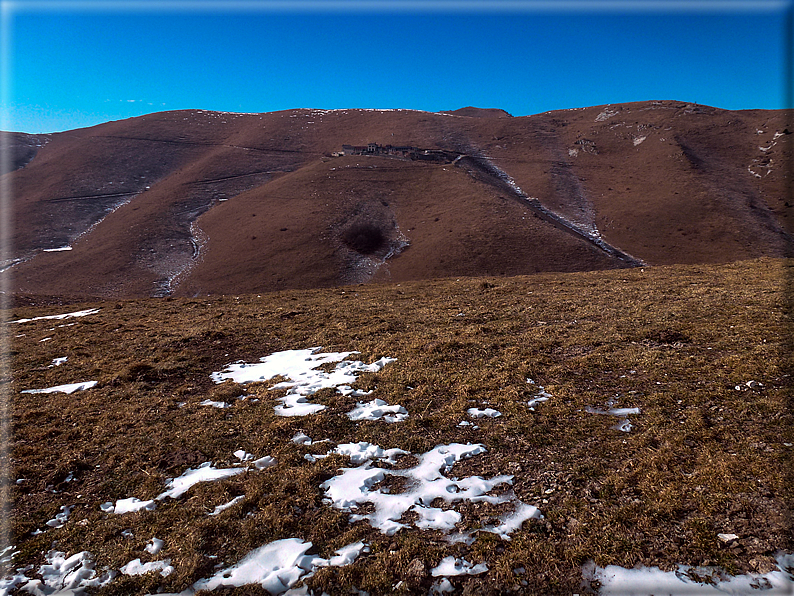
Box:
3 101 791 297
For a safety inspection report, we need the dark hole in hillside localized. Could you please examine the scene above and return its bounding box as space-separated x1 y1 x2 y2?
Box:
341 222 386 254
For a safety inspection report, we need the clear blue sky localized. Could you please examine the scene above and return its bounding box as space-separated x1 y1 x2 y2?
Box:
2 1 791 133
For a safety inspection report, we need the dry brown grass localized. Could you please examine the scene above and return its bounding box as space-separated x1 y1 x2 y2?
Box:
3 258 792 594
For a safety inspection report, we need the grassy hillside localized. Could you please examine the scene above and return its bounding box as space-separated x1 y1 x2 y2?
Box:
5 101 791 298
3 258 792 594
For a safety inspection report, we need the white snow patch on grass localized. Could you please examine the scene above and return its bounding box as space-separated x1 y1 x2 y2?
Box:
209 496 245 516
347 399 408 423
210 348 396 417
527 380 552 410
430 577 455 593
120 558 174 577
42 246 73 252
584 552 794 595
595 107 619 122
333 442 409 465
322 443 538 537
199 399 231 409
21 381 97 394
157 462 245 500
191 538 367 594
10 308 100 324
291 432 313 445
100 497 156 514
45 505 72 528
253 456 277 470
50 357 68 367
431 556 488 577
16 550 117 595
145 538 164 555
585 405 641 432
467 407 501 419
234 450 253 461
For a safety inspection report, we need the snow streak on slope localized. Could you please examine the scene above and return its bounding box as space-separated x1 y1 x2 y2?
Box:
456 153 646 267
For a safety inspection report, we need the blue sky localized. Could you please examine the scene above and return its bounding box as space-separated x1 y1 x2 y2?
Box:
2 1 791 133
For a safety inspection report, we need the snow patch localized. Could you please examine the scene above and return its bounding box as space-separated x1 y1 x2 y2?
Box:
191 538 367 594
157 462 245 500
467 407 501 419
209 495 245 516
15 550 117 595
322 443 539 537
347 399 408 423
333 442 409 465
211 348 396 417
145 538 164 555
45 505 72 528
100 497 156 514
585 405 641 432
431 556 488 577
120 558 173 577
199 399 231 409
595 107 619 122
583 552 794 595
9 308 100 324
21 381 97 394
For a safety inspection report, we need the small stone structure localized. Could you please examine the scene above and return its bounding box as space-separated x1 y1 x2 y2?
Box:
338 143 461 163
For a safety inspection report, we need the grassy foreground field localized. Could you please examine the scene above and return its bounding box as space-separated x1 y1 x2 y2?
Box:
3 258 792 594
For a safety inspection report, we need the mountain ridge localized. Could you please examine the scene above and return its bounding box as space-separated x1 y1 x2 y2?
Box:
3 100 791 297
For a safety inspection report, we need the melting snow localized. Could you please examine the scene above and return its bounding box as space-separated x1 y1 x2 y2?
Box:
526 379 552 410
101 497 156 514
120 558 174 577
45 505 72 528
430 577 455 593
585 405 641 432
21 381 97 394
50 357 68 367
583 552 794 595
209 495 245 516
234 449 254 461
199 399 231 409
467 407 501 419
431 556 488 577
42 246 73 252
347 399 408 423
291 432 313 445
595 107 619 122
333 442 409 465
9 308 100 324
13 550 117 595
253 456 276 470
145 538 164 555
322 443 539 537
190 539 367 594
211 348 395 417
157 462 245 500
